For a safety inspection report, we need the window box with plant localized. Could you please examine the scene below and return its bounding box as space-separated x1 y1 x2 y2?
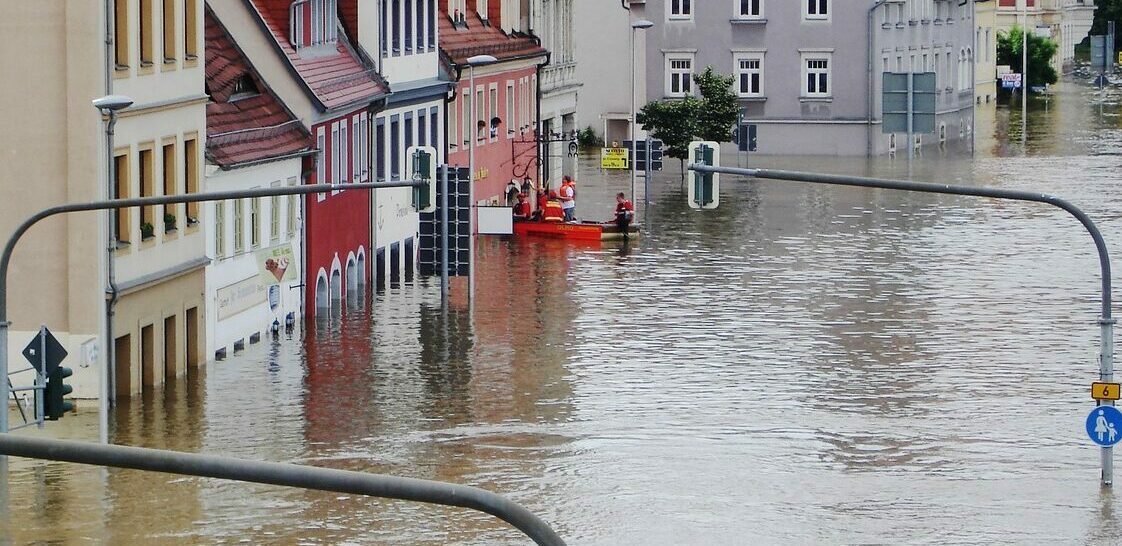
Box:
164 213 177 233
140 222 156 240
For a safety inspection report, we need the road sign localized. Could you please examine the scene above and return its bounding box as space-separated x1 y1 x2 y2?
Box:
1087 406 1122 447
601 148 629 169
623 140 664 172
1001 73 1022 90
883 72 936 135
1093 382 1121 401
22 326 67 375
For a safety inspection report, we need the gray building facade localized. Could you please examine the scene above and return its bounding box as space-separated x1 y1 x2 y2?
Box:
629 0 976 156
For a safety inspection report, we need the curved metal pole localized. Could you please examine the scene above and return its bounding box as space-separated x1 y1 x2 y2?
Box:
690 163 1115 485
0 434 566 546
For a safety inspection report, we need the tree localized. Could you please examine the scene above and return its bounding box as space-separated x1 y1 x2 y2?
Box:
636 66 739 176
1090 0 1122 37
997 25 1059 93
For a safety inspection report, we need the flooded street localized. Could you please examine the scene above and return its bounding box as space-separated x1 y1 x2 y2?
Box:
5 81 1122 544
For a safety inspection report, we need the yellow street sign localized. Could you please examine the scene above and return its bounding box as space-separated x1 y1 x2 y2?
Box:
601 148 629 170
1093 382 1121 401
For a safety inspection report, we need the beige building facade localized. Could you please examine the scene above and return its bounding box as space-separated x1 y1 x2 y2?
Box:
0 0 207 408
995 0 1095 75
976 0 999 103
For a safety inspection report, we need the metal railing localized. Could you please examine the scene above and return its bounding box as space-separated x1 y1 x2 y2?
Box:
0 435 565 545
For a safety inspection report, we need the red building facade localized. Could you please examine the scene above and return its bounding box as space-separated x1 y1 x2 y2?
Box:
440 3 547 204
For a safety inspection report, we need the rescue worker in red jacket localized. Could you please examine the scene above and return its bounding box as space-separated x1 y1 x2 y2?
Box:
542 190 565 222
614 192 635 240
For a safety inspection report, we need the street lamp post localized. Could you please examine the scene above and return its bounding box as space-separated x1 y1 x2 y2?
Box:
465 54 497 304
630 19 654 207
91 94 132 445
1022 0 1028 149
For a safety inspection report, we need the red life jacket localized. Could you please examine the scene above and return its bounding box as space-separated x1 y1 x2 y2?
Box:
543 200 565 222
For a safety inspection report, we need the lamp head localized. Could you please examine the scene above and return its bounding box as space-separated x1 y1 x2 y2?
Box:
466 54 499 66
92 95 134 113
631 19 654 29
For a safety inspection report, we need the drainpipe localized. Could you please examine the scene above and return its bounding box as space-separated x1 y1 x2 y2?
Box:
867 0 887 158
104 0 118 423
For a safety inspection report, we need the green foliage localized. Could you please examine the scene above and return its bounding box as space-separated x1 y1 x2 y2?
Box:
576 126 603 149
1091 0 1122 37
997 26 1059 92
636 66 739 173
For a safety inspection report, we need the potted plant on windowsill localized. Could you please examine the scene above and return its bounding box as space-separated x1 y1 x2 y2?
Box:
140 222 155 240
164 213 177 233
186 215 199 227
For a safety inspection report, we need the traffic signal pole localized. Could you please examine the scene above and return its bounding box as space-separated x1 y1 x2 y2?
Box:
689 163 1115 486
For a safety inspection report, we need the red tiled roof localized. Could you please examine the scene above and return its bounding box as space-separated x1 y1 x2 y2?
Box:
439 11 547 66
248 0 388 111
206 8 315 169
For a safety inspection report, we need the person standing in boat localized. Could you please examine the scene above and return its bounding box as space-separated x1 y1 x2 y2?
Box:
512 193 531 222
559 176 577 222
614 192 635 240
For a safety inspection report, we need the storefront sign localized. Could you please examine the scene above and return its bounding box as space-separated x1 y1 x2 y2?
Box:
216 276 267 320
256 243 298 285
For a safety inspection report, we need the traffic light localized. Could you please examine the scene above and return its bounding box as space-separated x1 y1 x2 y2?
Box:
687 141 720 209
407 145 437 213
44 366 74 420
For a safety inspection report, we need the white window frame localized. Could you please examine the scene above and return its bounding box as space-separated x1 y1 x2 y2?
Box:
506 81 515 138
462 88 471 147
340 120 349 185
734 51 764 98
352 116 361 183
736 0 762 20
233 198 244 253
286 177 298 238
668 0 692 21
214 201 226 258
805 0 828 20
316 126 326 202
800 50 832 98
488 83 499 142
665 53 694 97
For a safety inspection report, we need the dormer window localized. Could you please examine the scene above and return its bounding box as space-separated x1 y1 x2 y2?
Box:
230 74 260 101
290 0 338 50
448 0 467 25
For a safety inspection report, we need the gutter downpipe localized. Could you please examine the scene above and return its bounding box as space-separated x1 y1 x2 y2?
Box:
104 0 118 437
867 0 887 158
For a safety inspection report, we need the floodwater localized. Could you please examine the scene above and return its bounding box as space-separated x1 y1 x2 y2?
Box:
5 80 1122 545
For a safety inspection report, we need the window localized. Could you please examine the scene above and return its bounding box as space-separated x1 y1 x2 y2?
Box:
404 114 414 163
390 116 400 178
805 0 828 19
331 122 340 183
448 96 457 150
233 199 244 253
316 127 326 184
184 137 199 223
294 0 337 49
735 54 763 97
804 56 830 97
215 202 226 258
163 0 176 63
352 116 361 182
461 89 470 146
114 152 130 242
417 0 426 51
392 0 401 54
405 0 413 53
286 178 298 237
162 142 177 233
184 0 197 58
667 56 693 96
506 82 515 137
139 147 154 236
476 88 485 140
380 0 388 56
114 0 129 68
430 106 439 154
669 0 691 19
418 109 427 146
376 118 386 181
250 197 260 248
738 0 761 18
270 193 281 242
230 75 259 99
140 0 154 65
428 0 435 49
340 121 349 183
488 85 498 140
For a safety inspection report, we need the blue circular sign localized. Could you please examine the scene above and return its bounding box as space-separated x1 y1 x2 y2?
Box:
1086 406 1122 447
